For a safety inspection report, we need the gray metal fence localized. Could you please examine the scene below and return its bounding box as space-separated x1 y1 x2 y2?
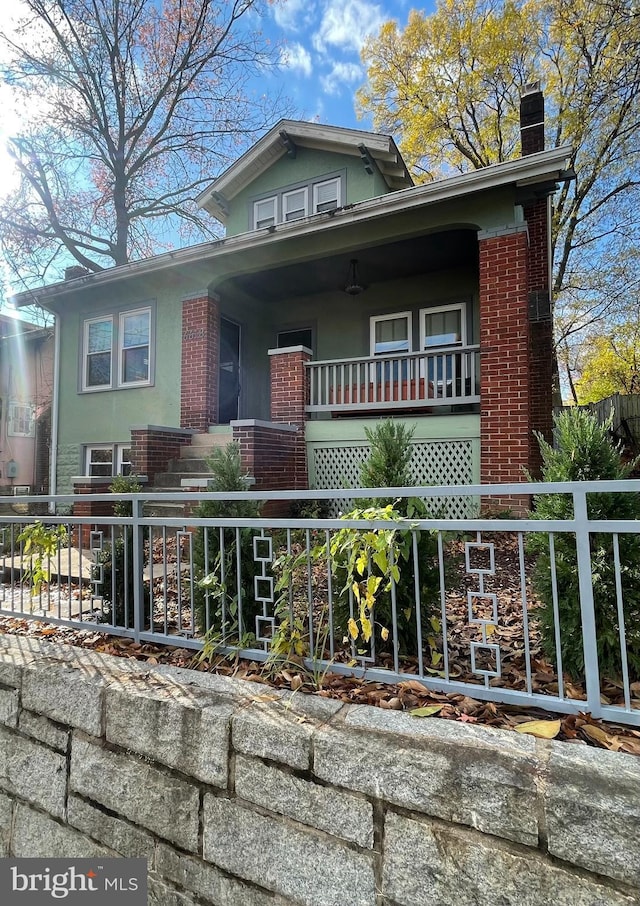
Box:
1 481 639 726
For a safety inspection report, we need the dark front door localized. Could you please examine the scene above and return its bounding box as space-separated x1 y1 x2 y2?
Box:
218 318 241 424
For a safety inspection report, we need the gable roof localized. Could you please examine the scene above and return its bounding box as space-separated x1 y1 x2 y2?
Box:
197 119 414 222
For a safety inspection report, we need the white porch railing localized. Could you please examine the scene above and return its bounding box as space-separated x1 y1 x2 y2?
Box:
306 346 480 413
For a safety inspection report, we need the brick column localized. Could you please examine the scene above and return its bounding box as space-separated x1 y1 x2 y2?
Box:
524 197 554 476
72 478 114 549
232 419 300 516
268 346 311 489
478 225 531 512
130 425 194 486
180 292 219 431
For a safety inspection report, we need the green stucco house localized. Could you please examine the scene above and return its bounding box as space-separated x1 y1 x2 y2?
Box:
16 90 571 513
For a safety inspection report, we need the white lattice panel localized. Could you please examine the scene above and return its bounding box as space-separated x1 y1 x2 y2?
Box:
310 440 476 517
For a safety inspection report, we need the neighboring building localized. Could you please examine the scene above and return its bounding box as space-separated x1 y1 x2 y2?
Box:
0 314 54 495
15 88 571 513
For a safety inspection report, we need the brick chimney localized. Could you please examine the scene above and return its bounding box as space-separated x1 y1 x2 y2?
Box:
520 82 545 155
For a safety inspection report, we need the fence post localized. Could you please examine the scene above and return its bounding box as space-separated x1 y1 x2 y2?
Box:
131 495 145 643
573 487 602 718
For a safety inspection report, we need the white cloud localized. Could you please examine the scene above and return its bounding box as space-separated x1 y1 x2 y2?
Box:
313 0 386 54
273 0 316 32
320 61 362 96
279 42 313 77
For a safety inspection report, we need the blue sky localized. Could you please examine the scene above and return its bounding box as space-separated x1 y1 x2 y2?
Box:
261 0 426 129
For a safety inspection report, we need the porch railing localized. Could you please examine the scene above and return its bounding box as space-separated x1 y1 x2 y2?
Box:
0 481 639 726
306 346 480 413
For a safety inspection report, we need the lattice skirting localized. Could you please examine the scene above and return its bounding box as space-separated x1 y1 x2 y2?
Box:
309 440 477 517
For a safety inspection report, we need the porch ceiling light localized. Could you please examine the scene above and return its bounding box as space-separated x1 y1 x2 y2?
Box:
344 258 366 295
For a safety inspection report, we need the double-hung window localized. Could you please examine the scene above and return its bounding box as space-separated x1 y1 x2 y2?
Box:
313 178 340 213
420 303 466 397
254 196 276 229
283 187 308 222
8 400 35 437
84 317 113 389
370 312 412 385
82 305 152 392
120 309 150 385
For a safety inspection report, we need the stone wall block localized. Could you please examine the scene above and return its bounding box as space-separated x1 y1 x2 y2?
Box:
0 726 66 817
0 687 19 728
382 811 639 906
544 742 640 888
21 661 106 737
313 707 539 846
70 735 200 852
0 791 12 857
202 795 376 906
156 843 298 906
18 710 70 752
106 678 235 787
68 796 157 863
0 639 38 687
232 701 316 770
235 754 374 848
12 803 114 858
148 874 200 906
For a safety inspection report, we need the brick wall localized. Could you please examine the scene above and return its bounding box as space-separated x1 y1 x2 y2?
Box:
181 294 219 431
479 227 531 512
232 421 302 517
72 479 113 548
130 426 193 485
524 197 554 475
268 346 311 492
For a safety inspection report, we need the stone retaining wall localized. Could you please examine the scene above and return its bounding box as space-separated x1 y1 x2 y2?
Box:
0 636 638 906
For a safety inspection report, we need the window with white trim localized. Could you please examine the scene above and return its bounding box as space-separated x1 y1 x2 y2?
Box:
313 178 340 213
421 303 466 349
82 305 153 392
84 317 113 389
283 187 308 222
120 309 150 385
8 400 35 437
251 173 344 230
253 196 276 229
370 312 412 356
85 444 131 477
420 303 467 397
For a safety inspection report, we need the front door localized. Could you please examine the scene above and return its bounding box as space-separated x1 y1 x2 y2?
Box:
218 318 241 423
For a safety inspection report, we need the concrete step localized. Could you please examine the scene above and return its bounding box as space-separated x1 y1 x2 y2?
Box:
153 472 212 488
169 457 210 472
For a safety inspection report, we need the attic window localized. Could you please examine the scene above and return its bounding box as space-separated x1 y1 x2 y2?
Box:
283 188 308 222
313 178 340 213
254 197 276 229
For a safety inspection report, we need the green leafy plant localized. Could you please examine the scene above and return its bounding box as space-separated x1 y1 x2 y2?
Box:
360 419 414 492
17 521 68 596
97 474 148 627
530 408 640 681
108 473 143 517
194 442 261 640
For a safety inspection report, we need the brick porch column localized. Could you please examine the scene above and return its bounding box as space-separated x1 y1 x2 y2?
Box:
180 291 219 431
268 345 311 489
524 197 554 476
72 477 114 549
478 225 531 512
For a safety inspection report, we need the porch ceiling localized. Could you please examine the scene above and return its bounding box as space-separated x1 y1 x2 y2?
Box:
222 229 478 302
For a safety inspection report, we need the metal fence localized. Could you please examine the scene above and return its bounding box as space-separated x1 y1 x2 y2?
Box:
1 481 639 726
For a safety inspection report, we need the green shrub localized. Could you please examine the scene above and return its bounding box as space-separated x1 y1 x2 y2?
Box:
98 474 148 628
530 408 640 681
329 419 441 656
193 443 261 639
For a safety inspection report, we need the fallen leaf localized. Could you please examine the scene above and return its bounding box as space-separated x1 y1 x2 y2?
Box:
410 705 443 718
515 719 561 739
